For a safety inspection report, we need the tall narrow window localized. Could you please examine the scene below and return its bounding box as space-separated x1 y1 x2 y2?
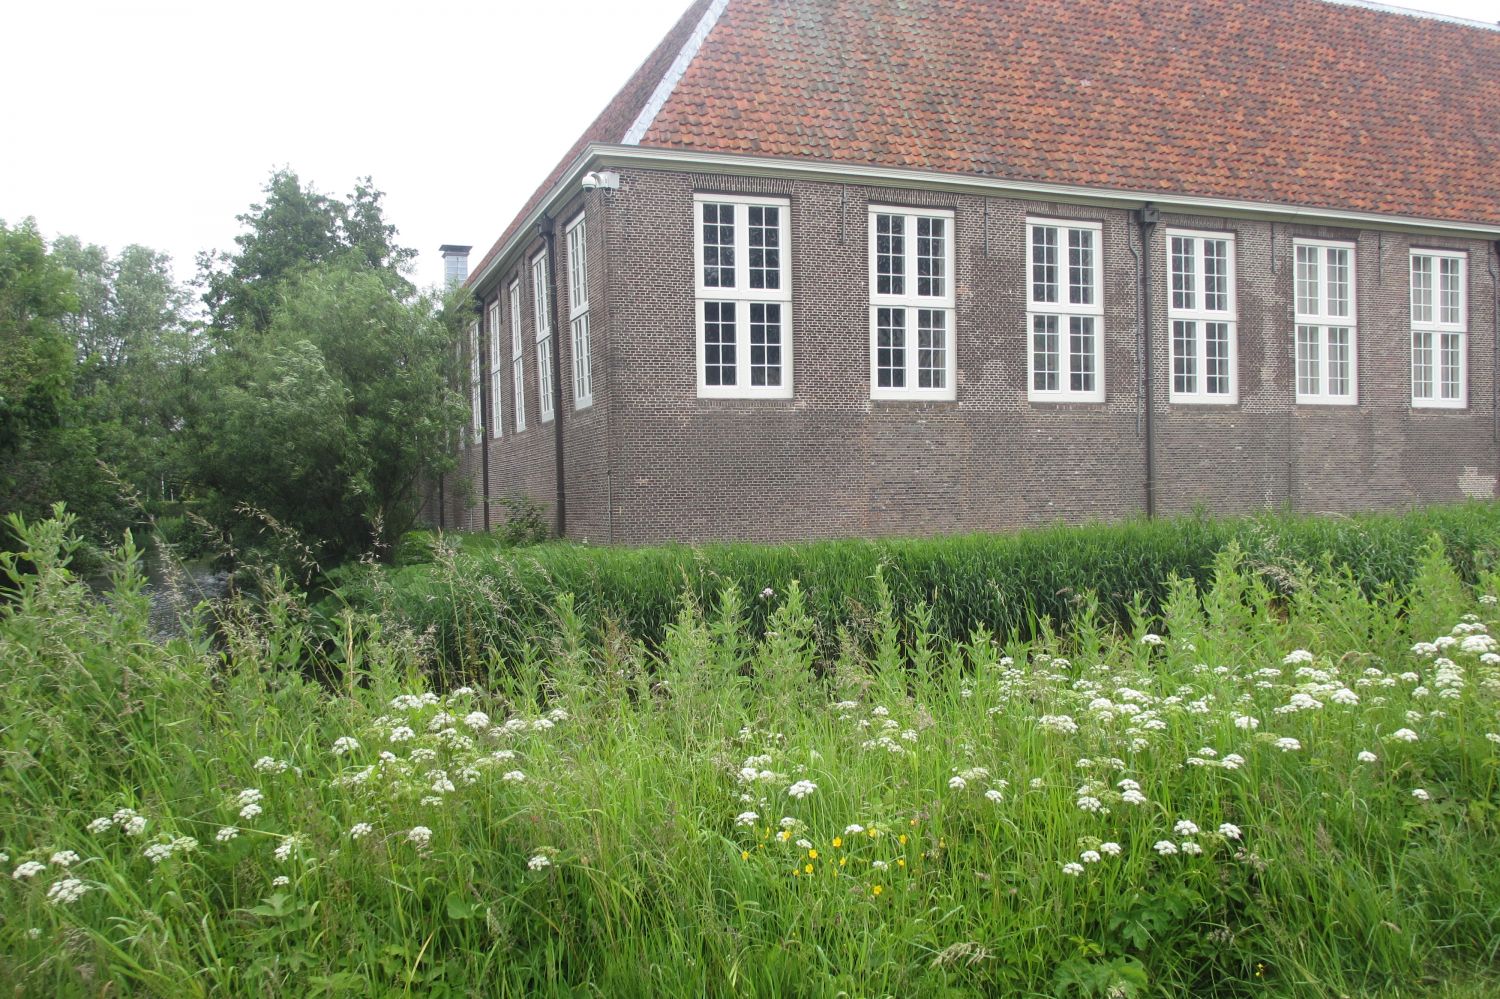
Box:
1167 230 1237 404
468 320 482 438
1027 218 1103 402
509 279 526 433
693 194 792 398
566 214 593 409
532 253 554 422
1411 250 1466 408
868 207 956 400
487 301 503 438
1293 239 1357 405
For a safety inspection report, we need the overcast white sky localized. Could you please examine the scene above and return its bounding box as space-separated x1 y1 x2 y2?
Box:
3 0 1497 291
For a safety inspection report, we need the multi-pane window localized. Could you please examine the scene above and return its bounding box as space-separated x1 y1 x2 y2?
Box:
509 279 526 433
868 207 955 400
468 321 482 438
566 214 593 409
1293 240 1357 404
1411 250 1466 408
531 253 554 422
487 301 503 438
1027 218 1103 402
693 194 792 398
1167 230 1237 404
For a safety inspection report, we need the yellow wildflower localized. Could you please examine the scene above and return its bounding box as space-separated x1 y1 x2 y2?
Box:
897 858 906 868
872 884 883 896
808 849 818 860
832 837 843 849
804 863 814 875
898 834 908 845
741 851 750 861
839 857 847 867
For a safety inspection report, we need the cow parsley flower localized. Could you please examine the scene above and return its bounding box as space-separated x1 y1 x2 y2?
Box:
1181 841 1204 856
406 826 432 847
349 822 373 840
787 780 817 800
332 736 360 755
948 775 968 791
48 851 79 868
1274 737 1301 752
843 824 865 835
389 726 416 743
143 843 175 864
1411 788 1430 801
1076 796 1105 814
985 788 1004 803
1153 840 1178 856
1061 862 1085 876
502 770 526 783
1389 728 1419 743
1121 789 1147 805
1140 634 1164 646
13 861 45 879
1080 850 1102 864
1100 841 1122 856
271 876 290 887
1282 649 1315 665
239 803 263 821
1218 823 1242 840
86 817 113 835
1330 688 1360 706
463 711 491 731
527 854 551 871
1039 714 1079 734
46 878 89 905
1358 750 1378 763
215 827 239 843
1173 819 1200 837
254 757 289 774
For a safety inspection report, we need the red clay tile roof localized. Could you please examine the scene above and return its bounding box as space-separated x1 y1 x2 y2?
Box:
473 0 1500 286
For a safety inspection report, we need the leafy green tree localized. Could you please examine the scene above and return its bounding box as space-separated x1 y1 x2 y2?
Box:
187 260 466 568
199 170 417 336
0 219 76 458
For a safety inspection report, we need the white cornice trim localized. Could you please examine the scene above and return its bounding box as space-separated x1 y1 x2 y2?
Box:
469 144 1500 294
621 0 731 146
1317 0 1499 33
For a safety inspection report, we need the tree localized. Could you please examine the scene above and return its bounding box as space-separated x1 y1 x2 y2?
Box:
199 170 416 336
186 260 466 568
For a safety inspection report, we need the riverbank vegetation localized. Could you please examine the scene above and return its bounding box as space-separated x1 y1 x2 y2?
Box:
4 507 1500 996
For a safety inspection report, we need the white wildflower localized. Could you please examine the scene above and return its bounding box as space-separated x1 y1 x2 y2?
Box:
271 875 290 887
215 827 239 843
1080 850 1101 864
349 822 374 839
12 861 46 879
85 817 113 835
1181 841 1204 856
1358 750 1378 763
1389 728 1419 743
48 851 79 868
985 788 1004 803
735 811 759 827
239 802 263 821
1140 634 1164 646
948 775 968 791
502 770 526 783
1274 737 1301 752
46 878 89 905
1173 819 1200 837
1153 840 1178 856
1282 649 1315 665
787 779 817 800
406 826 432 847
1411 788 1430 801
528 854 552 871
463 711 491 731
1061 862 1085 876
1218 823 1242 840
1100 841 1122 856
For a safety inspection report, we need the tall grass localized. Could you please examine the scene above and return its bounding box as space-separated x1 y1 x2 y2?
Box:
344 503 1500 674
3 510 1500 996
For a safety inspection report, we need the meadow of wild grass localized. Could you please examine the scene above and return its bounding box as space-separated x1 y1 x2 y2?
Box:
4 509 1500 997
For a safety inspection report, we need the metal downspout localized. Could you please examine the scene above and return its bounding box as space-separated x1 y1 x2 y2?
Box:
479 297 492 533
1139 205 1159 518
539 216 568 538
1490 241 1500 446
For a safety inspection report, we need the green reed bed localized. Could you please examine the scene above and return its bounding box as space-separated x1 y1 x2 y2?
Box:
3 510 1500 996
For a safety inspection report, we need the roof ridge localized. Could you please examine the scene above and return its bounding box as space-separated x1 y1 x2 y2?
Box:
621 0 732 145
1315 0 1500 32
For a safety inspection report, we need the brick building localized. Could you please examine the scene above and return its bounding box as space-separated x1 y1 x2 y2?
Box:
432 0 1500 544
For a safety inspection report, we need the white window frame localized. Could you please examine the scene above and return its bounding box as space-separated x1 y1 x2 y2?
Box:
487 300 503 438
1292 239 1358 406
1026 217 1104 403
566 213 594 410
868 206 957 401
1166 229 1238 405
1410 249 1467 410
532 252 555 423
509 279 526 433
468 320 482 438
693 193 793 399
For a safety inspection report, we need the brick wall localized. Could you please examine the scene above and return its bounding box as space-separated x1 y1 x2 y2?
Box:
459 166 1499 544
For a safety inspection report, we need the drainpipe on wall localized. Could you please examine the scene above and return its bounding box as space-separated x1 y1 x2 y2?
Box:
1126 218 1143 439
538 215 568 538
1490 241 1500 446
1138 204 1160 518
479 296 492 533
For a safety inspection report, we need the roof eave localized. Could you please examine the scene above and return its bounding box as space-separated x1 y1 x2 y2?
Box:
469 143 1500 294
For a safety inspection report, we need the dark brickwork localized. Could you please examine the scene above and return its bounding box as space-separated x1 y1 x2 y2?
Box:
445 166 1499 544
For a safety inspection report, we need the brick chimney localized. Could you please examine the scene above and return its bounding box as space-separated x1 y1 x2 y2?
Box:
439 244 472 287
